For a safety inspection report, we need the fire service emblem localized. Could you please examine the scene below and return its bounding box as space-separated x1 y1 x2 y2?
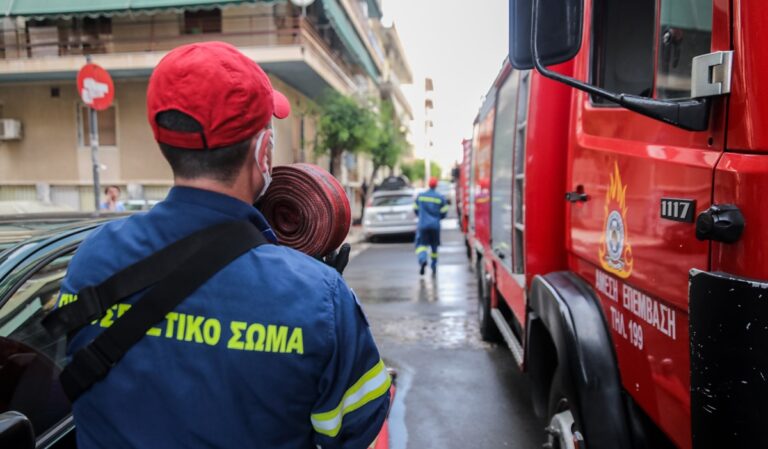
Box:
599 162 633 278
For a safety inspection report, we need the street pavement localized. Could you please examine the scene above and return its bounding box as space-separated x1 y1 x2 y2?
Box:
344 218 543 449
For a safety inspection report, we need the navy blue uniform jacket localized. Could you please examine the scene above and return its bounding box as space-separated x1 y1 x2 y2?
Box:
57 187 390 449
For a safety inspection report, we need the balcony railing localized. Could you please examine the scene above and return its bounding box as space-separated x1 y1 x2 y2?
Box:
0 12 357 79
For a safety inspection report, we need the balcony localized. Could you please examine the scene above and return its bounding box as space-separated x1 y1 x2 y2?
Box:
0 11 360 99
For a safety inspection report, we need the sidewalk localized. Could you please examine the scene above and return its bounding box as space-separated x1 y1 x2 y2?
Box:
345 224 366 245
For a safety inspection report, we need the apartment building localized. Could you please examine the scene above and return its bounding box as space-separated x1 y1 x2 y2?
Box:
0 0 412 213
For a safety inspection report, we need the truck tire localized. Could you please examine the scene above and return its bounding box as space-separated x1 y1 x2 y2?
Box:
477 259 501 342
545 369 585 449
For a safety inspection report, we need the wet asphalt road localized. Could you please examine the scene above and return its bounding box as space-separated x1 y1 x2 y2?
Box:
344 219 543 449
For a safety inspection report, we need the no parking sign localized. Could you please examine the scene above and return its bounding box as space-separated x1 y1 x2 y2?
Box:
77 63 114 110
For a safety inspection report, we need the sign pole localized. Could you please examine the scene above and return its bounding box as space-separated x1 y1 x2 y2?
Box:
89 104 101 213
83 54 102 214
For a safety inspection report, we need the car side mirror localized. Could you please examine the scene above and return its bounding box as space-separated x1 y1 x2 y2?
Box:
0 411 35 449
509 0 731 132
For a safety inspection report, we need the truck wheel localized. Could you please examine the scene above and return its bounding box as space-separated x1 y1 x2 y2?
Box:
545 372 585 449
477 260 501 342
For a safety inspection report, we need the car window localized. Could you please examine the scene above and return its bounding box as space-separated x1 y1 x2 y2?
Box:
372 195 413 207
0 250 74 437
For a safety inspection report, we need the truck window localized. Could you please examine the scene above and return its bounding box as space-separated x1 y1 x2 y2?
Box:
656 0 713 99
491 71 518 270
591 0 656 104
591 0 714 104
512 72 530 274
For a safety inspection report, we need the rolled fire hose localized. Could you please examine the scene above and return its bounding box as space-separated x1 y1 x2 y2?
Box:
258 163 351 257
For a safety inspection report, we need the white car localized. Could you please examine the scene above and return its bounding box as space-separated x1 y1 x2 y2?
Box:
363 190 418 240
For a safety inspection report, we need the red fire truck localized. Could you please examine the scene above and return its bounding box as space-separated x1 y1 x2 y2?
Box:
457 138 472 257
463 1 768 448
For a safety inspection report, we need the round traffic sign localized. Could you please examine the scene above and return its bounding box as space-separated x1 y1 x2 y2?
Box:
77 63 114 111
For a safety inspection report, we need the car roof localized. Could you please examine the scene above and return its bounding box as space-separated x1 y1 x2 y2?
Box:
0 213 127 252
371 189 414 197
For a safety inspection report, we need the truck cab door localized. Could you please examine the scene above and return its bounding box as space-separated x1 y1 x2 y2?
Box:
566 1 730 448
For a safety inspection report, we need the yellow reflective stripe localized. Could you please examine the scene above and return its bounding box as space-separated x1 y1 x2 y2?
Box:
440 205 449 213
311 359 391 437
415 246 429 254
430 252 438 259
418 196 442 204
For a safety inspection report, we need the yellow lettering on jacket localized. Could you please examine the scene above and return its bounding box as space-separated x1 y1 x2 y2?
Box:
266 325 288 353
245 323 265 351
79 307 303 355
228 321 247 350
286 328 304 355
184 315 205 343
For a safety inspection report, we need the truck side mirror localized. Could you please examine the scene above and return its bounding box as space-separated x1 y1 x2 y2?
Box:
509 0 583 70
0 411 35 449
509 0 726 132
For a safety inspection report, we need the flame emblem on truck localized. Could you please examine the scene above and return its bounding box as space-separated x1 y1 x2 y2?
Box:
599 162 633 278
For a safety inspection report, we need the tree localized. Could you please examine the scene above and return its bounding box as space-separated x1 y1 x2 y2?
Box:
369 101 406 182
400 159 441 184
358 101 408 218
314 91 378 176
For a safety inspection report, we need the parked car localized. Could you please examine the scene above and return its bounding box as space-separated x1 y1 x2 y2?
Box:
362 190 418 240
0 218 111 448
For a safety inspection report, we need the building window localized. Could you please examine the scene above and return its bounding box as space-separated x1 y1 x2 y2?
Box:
78 105 117 146
183 9 222 35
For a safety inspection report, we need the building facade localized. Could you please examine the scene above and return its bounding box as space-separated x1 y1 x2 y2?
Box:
0 0 412 213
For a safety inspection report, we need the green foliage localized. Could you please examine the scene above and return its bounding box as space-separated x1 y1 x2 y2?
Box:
315 91 379 174
400 159 441 183
369 101 406 172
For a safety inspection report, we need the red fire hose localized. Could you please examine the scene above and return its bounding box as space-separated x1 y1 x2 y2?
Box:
258 163 351 257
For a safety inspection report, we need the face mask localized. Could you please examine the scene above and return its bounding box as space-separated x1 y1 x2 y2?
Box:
255 127 275 200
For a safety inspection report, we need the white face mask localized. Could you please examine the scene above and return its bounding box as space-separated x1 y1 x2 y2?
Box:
255 127 275 200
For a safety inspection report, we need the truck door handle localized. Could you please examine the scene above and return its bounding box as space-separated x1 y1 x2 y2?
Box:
565 187 589 203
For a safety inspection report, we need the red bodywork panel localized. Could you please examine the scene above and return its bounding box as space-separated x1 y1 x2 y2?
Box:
711 153 768 278
728 1 768 152
458 139 472 234
472 105 494 253
565 1 731 448
489 66 573 329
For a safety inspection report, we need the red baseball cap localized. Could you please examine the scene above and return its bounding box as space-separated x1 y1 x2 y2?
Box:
147 41 290 150
428 177 438 189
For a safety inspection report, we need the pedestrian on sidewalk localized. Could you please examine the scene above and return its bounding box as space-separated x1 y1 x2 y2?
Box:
414 177 449 275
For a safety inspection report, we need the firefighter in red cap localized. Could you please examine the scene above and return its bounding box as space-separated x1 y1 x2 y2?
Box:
414 177 449 275
49 42 390 449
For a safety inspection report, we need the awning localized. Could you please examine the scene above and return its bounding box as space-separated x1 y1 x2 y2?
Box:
322 0 379 81
1 0 269 18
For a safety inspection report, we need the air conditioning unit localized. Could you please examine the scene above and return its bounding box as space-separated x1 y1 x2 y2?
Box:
0 119 22 140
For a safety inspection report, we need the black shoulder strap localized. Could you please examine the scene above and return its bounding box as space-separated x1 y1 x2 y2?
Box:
42 221 258 337
54 221 268 402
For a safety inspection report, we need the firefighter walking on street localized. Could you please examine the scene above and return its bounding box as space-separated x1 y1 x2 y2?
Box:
414 177 449 275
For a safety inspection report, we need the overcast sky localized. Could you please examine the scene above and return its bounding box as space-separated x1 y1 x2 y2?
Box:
381 0 508 175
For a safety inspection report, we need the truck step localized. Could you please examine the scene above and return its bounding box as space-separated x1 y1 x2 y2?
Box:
491 308 524 366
